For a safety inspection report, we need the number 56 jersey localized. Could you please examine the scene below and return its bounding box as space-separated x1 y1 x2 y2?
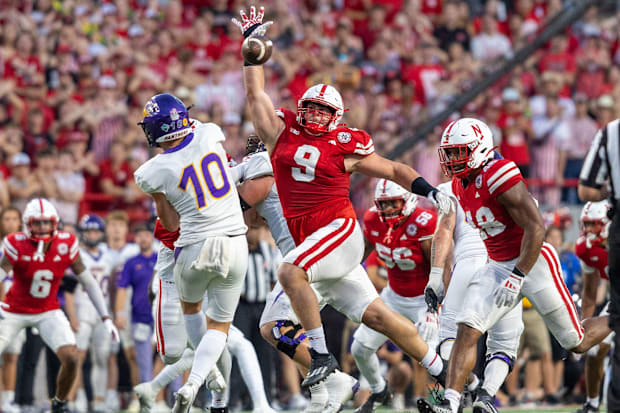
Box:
452 159 525 262
363 207 437 297
2 232 79 314
134 121 247 247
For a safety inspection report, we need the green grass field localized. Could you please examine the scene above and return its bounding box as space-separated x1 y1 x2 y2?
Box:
235 408 600 413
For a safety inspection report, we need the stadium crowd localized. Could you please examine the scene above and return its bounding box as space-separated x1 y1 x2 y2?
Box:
0 0 618 412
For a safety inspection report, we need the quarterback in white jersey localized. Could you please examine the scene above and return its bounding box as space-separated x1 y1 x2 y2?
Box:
231 137 358 413
134 93 248 413
425 169 524 413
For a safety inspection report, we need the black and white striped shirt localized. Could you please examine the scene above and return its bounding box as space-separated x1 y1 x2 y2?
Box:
580 118 620 203
241 240 279 303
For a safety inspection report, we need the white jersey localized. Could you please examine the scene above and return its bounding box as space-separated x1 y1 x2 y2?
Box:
101 242 141 273
76 247 116 322
241 151 296 256
437 182 487 263
134 122 246 247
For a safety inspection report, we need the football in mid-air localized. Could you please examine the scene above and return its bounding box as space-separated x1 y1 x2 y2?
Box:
241 35 273 65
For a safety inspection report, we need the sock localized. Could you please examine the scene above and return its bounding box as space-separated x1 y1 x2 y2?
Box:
444 388 461 413
184 312 207 349
228 333 269 408
152 348 194 392
306 326 328 354
351 340 385 394
587 396 600 408
439 339 454 360
188 329 228 386
2 390 14 403
481 359 510 396
212 348 232 407
420 347 443 377
92 363 107 399
467 374 480 392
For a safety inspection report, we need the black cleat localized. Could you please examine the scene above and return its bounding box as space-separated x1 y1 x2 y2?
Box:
51 398 71 413
354 383 392 412
417 398 454 413
432 358 448 387
575 402 600 413
301 349 339 389
211 408 229 413
472 389 499 413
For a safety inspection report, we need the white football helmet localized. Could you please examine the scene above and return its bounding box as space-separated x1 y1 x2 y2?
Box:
439 118 495 178
23 198 59 242
374 179 418 226
580 200 611 243
296 84 344 134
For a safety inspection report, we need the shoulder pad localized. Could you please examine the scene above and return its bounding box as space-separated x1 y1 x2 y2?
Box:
334 128 374 156
200 122 226 143
14 233 26 241
244 152 273 181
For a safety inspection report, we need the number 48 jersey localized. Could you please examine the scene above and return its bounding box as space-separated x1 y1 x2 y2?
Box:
363 207 437 297
134 121 247 247
452 159 525 262
2 232 79 314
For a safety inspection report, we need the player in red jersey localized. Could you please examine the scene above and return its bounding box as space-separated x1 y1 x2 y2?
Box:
417 118 612 413
234 6 454 392
575 200 613 413
351 179 439 412
0 199 118 413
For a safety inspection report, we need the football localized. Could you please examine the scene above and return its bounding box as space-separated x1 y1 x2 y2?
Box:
241 35 273 65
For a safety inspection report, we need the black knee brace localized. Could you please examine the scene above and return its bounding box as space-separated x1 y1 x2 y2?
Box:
272 320 305 359
485 351 516 372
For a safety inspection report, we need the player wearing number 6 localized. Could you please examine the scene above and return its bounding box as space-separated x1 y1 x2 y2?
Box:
0 198 119 413
134 93 248 413
417 118 612 413
235 5 453 399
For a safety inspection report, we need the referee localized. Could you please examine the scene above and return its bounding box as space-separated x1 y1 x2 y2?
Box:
578 118 620 412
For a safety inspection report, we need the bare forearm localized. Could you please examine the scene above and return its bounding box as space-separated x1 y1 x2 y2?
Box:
431 213 455 270
389 162 421 191
114 288 127 315
581 272 599 319
516 225 545 274
243 66 281 145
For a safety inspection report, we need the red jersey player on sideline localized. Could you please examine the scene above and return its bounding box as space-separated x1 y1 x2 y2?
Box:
0 198 118 413
575 200 613 413
417 118 612 413
351 179 440 410
233 5 453 404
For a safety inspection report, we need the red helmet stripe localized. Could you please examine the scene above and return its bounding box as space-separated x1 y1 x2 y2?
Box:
39 198 43 215
318 84 328 97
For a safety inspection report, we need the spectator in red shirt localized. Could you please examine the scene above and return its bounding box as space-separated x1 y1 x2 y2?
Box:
99 140 141 210
354 4 387 51
575 29 611 99
3 32 42 88
497 87 533 177
538 34 576 85
23 107 53 160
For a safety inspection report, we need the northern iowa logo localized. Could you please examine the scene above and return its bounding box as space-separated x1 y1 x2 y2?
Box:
337 131 351 144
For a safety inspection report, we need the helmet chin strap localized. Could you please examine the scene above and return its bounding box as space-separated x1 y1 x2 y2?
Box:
383 223 394 244
34 240 45 262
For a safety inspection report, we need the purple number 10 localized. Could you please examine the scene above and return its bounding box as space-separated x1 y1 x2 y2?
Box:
178 152 231 209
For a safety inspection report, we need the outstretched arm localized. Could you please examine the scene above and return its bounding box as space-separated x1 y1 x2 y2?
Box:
243 66 285 150
152 192 179 232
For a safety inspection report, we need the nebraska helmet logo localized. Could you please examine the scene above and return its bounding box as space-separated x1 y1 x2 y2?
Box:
471 124 483 139
337 131 351 144
406 224 418 237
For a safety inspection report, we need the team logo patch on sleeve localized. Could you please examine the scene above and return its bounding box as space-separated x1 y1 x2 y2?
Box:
475 175 483 189
406 224 418 237
337 131 352 144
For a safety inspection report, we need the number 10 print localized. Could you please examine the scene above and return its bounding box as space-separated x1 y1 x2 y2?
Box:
178 152 231 209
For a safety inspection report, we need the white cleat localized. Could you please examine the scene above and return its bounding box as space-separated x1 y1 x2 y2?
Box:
205 366 227 392
134 382 157 413
288 393 309 410
324 370 360 412
172 381 199 413
152 401 170 413
303 380 329 413
252 405 278 413
1 401 21 413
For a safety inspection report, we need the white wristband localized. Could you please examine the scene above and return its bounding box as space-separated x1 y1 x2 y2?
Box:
429 266 443 281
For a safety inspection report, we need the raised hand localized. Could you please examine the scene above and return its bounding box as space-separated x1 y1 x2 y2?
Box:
232 5 273 38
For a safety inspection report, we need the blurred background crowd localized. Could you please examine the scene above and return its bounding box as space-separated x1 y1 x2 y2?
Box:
0 0 618 411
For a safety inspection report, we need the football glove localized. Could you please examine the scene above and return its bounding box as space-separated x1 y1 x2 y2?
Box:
424 266 444 312
103 318 120 343
232 6 273 38
493 268 524 308
416 310 439 344
428 190 455 216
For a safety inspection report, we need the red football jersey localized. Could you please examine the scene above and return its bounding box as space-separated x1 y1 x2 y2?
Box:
271 108 374 243
363 207 436 297
452 159 525 262
153 219 179 251
575 236 608 280
3 232 79 314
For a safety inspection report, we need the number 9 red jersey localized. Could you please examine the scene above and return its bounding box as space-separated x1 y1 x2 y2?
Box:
271 108 374 244
2 232 79 314
452 159 525 262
